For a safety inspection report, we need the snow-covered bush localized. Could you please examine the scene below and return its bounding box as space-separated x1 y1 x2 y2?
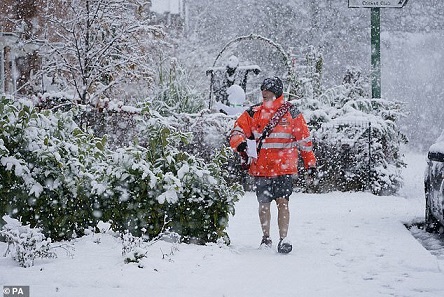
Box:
171 110 235 161
0 97 242 244
0 96 106 240
1 215 56 268
121 230 144 257
298 77 407 195
98 113 243 243
151 58 206 116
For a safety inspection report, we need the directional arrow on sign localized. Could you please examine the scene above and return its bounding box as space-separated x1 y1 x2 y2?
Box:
348 0 409 8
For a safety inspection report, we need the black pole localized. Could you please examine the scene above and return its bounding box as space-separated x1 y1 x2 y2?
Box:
368 121 372 192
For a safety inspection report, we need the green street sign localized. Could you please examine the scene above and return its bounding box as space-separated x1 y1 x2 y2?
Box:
349 1 408 98
348 0 408 8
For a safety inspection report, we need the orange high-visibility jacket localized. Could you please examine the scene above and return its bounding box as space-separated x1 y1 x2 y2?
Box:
229 96 316 177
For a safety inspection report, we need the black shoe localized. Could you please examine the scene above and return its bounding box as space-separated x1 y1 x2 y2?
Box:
277 238 292 254
260 236 272 248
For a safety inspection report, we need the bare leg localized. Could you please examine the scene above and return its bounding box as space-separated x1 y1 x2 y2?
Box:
276 198 289 239
258 202 271 238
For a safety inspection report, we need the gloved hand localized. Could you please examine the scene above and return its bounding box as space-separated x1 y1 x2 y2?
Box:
307 167 317 179
236 142 250 170
306 167 320 192
237 142 247 153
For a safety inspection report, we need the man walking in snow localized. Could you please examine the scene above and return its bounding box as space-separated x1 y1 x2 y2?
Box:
229 77 317 253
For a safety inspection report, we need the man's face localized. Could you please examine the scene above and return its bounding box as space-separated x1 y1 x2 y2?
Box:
262 90 275 102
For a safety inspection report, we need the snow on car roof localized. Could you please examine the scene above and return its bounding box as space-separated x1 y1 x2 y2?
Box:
429 130 444 154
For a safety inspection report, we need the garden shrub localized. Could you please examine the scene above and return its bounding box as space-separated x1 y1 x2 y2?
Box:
297 80 407 195
1 215 56 267
0 97 243 244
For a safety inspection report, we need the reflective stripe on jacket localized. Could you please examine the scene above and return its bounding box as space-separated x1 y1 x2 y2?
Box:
229 96 316 177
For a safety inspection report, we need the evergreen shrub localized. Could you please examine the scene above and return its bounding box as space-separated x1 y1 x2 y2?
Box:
0 97 242 243
299 82 407 195
1 215 56 267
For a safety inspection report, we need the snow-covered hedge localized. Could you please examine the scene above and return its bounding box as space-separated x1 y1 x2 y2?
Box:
298 81 407 195
0 97 242 243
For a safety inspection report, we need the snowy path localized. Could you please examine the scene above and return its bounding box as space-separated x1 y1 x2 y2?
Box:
2 152 444 296
226 192 444 297
1 191 444 297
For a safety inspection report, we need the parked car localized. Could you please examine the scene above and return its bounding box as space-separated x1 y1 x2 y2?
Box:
424 130 444 233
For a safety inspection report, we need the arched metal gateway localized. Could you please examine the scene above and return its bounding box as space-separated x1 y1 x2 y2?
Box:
207 34 297 110
212 33 293 75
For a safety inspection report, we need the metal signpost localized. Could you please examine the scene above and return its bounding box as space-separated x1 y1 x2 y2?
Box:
348 1 408 98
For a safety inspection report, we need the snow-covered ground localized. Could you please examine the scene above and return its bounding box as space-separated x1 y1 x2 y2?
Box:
1 150 444 297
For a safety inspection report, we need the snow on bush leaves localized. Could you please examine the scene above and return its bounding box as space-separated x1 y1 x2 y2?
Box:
1 215 56 268
0 97 242 244
298 78 407 195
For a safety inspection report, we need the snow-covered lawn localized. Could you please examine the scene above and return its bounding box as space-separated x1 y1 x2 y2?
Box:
1 151 444 297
